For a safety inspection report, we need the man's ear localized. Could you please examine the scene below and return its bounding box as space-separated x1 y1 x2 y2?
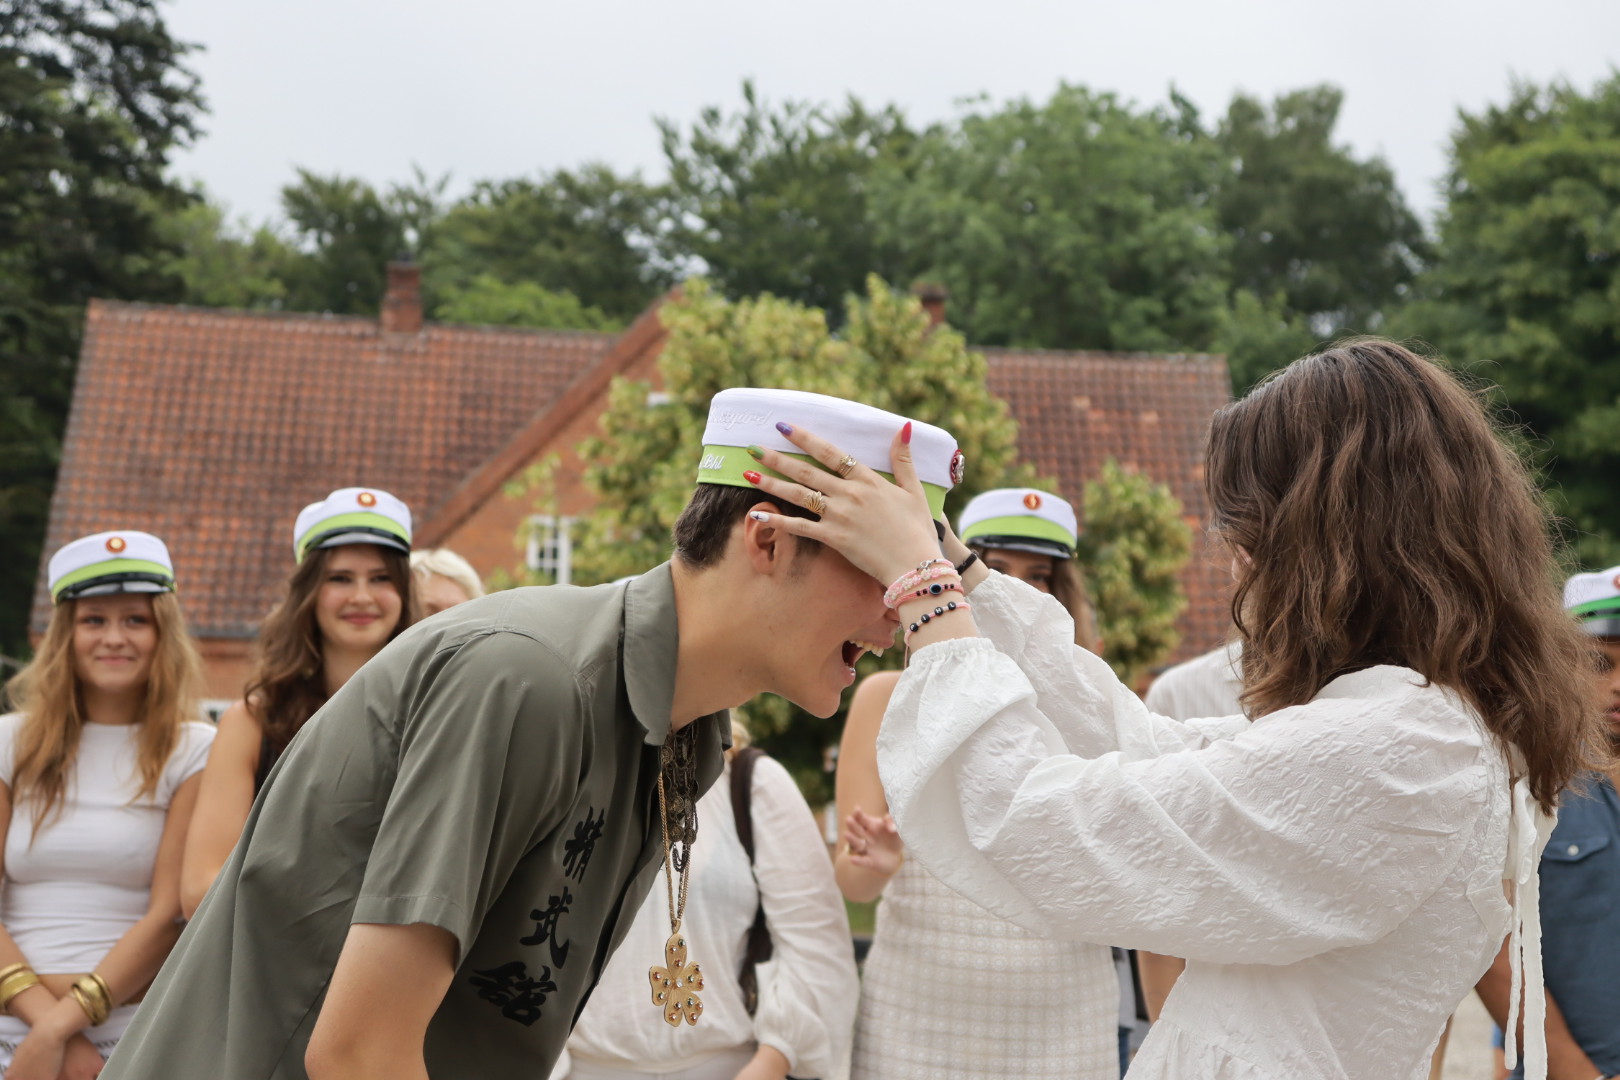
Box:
738 501 792 576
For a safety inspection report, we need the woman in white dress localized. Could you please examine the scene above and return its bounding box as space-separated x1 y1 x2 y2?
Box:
0 532 214 1078
554 719 859 1080
739 340 1601 1080
837 488 1118 1080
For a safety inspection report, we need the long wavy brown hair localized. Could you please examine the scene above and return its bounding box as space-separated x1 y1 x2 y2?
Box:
244 544 416 755
4 593 204 840
1207 338 1599 812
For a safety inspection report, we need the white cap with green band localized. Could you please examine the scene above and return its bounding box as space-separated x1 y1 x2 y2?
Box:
958 487 1079 559
1564 566 1620 637
293 487 412 562
49 531 176 604
696 388 961 517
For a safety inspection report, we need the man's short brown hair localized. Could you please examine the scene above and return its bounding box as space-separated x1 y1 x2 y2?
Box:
672 485 822 569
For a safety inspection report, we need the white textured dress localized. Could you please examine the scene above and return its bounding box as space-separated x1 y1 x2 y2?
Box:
875 573 1554 1080
852 853 1118 1080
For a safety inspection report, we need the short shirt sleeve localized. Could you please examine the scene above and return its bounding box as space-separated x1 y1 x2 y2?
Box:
159 721 217 803
351 631 587 964
0 712 22 788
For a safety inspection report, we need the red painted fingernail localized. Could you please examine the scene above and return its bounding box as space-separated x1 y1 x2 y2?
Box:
901 422 913 445
743 470 762 484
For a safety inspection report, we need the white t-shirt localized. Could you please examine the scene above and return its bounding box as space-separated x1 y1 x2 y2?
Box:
1144 640 1245 721
560 754 859 1080
0 712 214 972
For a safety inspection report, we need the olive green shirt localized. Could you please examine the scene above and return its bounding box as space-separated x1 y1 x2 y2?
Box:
103 565 727 1079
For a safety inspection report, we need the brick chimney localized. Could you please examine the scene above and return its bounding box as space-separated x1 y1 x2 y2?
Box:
912 282 948 328
380 258 422 334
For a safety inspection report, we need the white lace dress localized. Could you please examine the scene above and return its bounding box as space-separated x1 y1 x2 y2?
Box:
875 573 1554 1080
851 853 1118 1080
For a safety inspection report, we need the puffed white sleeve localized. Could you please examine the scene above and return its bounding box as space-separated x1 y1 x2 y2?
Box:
748 756 859 1080
877 637 1491 964
967 572 1249 757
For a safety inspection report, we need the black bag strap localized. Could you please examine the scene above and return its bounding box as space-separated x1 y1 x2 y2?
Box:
729 746 774 1016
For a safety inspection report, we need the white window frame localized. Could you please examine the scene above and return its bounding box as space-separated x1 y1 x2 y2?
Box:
525 515 576 585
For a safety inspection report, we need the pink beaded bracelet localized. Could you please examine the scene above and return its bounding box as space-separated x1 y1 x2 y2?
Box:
884 560 957 609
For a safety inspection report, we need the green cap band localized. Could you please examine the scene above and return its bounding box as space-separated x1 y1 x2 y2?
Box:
1570 596 1620 620
960 514 1077 550
697 444 948 518
296 511 412 562
50 558 175 603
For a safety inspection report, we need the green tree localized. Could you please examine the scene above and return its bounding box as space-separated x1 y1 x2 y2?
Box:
658 81 916 314
426 164 667 322
274 168 445 315
1211 87 1429 388
869 84 1230 352
434 274 620 331
0 0 203 656
1076 461 1192 686
156 194 292 309
1395 76 1620 567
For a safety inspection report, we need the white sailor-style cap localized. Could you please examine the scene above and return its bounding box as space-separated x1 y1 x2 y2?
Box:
48 531 176 604
293 487 412 562
1564 566 1620 637
697 388 961 517
958 487 1079 559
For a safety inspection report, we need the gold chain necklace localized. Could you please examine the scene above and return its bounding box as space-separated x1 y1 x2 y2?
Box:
647 731 703 1026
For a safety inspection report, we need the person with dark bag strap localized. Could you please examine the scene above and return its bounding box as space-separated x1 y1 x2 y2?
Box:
554 723 857 1080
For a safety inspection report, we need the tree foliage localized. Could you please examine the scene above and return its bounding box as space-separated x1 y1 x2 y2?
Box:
427 164 667 322
1394 76 1620 567
433 274 620 331
659 81 914 317
0 0 203 656
1076 461 1193 686
870 85 1230 352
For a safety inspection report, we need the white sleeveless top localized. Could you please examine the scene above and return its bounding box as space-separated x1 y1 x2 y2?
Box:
852 854 1119 1080
0 712 214 971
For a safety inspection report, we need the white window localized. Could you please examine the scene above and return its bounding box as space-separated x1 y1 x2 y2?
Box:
526 515 576 585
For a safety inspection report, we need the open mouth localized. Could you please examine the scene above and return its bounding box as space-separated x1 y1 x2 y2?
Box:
841 640 887 667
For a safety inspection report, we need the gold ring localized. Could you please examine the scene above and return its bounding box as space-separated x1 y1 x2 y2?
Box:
836 454 859 479
806 489 829 516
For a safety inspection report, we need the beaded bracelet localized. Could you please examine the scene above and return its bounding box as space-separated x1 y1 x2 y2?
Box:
904 599 972 646
884 560 957 609
903 579 964 604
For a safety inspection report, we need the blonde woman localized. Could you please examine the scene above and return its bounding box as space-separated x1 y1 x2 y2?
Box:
411 547 485 615
0 531 214 1078
838 489 1119 1080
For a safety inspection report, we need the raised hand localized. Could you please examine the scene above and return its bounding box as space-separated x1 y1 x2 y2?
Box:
742 421 941 586
843 807 904 877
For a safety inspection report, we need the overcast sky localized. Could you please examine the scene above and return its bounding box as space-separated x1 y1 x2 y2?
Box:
165 0 1619 230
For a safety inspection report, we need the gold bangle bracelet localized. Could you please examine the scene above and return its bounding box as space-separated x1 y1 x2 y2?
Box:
77 975 112 1025
0 963 28 984
69 979 110 1027
0 971 40 1014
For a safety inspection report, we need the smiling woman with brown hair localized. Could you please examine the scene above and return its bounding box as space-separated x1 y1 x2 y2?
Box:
743 339 1603 1080
0 531 213 1078
179 488 417 918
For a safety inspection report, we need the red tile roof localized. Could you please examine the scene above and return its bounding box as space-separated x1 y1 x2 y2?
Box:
984 348 1233 665
33 301 613 637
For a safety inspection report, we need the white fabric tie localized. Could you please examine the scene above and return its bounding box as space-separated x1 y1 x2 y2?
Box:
1502 775 1556 1080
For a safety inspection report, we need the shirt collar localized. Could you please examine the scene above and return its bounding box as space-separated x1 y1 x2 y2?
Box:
623 563 680 745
